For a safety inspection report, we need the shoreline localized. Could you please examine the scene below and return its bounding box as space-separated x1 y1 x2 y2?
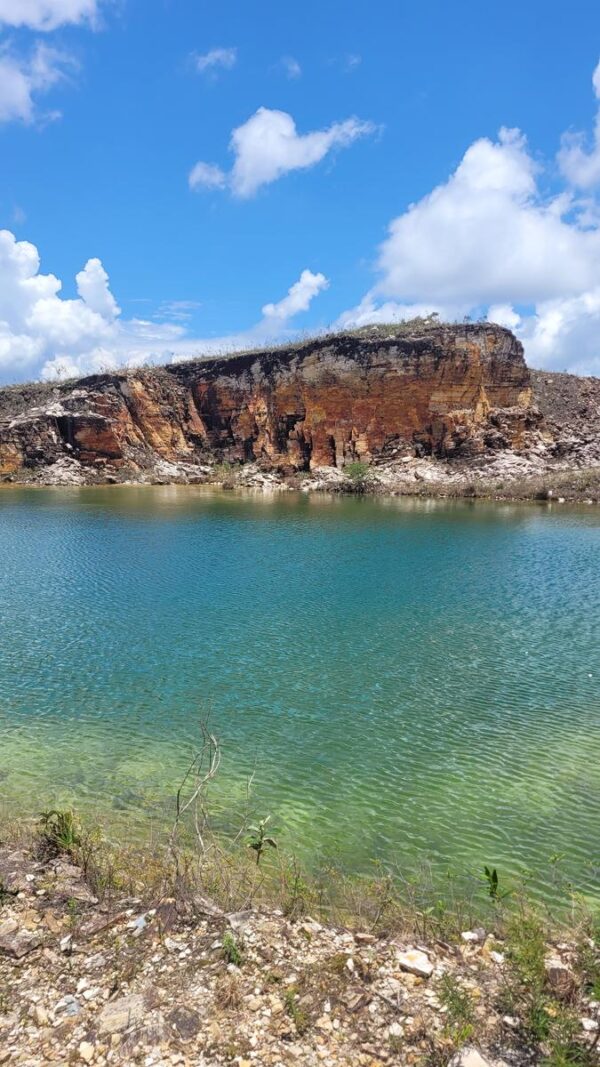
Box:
1 816 599 1066
1 462 600 506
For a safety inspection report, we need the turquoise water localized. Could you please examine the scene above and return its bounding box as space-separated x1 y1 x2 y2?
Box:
1 487 599 896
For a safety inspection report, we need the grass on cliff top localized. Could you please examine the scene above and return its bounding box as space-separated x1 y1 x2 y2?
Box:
0 314 506 394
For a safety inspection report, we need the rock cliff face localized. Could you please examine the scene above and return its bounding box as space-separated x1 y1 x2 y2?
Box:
0 324 542 484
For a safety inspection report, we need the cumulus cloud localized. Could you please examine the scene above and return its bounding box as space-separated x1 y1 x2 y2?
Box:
373 127 600 307
189 107 377 198
558 59 600 189
339 62 600 375
0 230 118 381
188 161 227 192
193 47 237 75
0 0 100 31
262 270 328 320
0 229 329 383
0 42 73 124
75 257 120 320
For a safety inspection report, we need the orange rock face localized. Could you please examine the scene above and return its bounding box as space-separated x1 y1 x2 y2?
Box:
0 324 539 482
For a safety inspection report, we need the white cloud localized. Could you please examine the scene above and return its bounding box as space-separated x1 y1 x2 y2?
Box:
262 270 328 320
558 59 600 189
155 300 202 323
336 296 454 330
0 229 329 383
188 161 227 192
339 64 600 375
373 127 600 307
280 55 301 79
0 42 72 124
0 0 99 31
0 229 118 379
487 304 522 331
517 289 600 373
190 107 377 198
193 47 237 75
76 257 120 320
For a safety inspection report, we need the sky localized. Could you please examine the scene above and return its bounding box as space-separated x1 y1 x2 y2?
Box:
2 1 600 384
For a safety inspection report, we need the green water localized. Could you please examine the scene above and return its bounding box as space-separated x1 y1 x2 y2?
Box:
1 487 599 897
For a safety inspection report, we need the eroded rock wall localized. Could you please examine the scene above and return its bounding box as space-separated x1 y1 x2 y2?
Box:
0 324 540 483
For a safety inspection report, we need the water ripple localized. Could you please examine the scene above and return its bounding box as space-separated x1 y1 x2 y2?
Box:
0 487 599 900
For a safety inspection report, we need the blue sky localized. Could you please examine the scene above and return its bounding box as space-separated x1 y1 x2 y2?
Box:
2 0 600 383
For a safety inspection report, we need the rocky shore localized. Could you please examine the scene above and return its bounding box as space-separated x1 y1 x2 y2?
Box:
1 836 599 1067
1 323 598 502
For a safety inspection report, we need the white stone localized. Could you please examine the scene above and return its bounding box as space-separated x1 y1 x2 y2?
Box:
448 1049 505 1067
396 948 433 978
461 928 486 943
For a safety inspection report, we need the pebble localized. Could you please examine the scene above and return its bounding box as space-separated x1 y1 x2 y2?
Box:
461 928 486 943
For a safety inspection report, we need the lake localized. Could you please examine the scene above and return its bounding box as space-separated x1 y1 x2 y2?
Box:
1 486 599 899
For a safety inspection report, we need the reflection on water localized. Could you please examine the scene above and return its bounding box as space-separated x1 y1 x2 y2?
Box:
0 486 599 898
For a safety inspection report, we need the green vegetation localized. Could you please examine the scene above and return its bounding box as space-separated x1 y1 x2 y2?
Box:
344 460 371 491
284 986 309 1034
247 816 278 866
39 808 82 855
437 973 476 1045
222 930 243 966
496 908 599 1066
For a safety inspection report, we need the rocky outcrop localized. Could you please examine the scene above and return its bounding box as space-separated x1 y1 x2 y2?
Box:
0 324 544 485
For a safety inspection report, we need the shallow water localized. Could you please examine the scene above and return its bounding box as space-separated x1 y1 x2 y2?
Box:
0 486 599 897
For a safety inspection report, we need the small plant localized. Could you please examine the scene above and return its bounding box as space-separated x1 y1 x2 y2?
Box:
284 986 309 1034
281 857 315 918
437 973 476 1044
39 809 82 855
213 461 237 487
214 972 242 1009
222 930 243 966
344 461 371 492
67 897 80 932
482 865 511 902
247 817 277 866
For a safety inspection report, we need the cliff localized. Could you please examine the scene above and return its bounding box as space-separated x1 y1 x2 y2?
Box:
0 323 546 486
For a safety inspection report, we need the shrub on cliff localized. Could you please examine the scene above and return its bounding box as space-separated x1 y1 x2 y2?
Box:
344 461 371 492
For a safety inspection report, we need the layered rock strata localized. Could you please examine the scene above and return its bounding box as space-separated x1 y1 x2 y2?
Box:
0 324 544 484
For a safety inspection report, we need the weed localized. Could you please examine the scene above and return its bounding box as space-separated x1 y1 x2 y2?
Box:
67 897 80 932
280 857 315 918
437 973 476 1044
214 972 242 1009
284 986 309 1034
575 930 600 997
39 809 81 855
247 817 277 866
344 461 371 491
482 865 512 902
221 930 243 967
